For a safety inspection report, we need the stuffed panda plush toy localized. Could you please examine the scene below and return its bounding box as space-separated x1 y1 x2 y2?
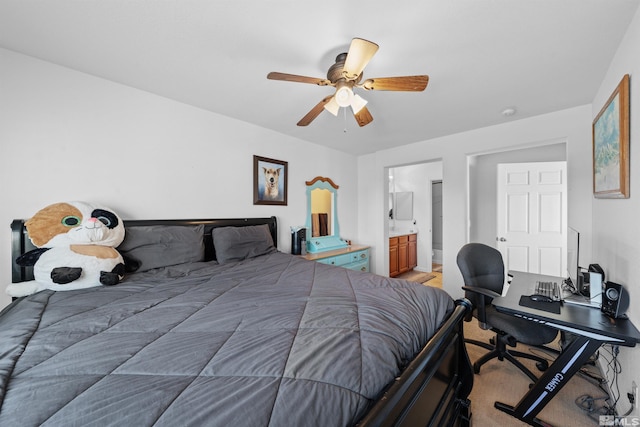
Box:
6 201 126 298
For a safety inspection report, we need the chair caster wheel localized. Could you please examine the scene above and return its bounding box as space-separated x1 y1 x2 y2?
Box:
536 360 548 371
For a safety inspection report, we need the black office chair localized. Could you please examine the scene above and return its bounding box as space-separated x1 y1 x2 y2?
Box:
457 243 558 382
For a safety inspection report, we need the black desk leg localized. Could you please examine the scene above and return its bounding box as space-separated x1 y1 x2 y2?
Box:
494 335 603 426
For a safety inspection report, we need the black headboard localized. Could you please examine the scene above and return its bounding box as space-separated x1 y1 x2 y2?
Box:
11 216 278 284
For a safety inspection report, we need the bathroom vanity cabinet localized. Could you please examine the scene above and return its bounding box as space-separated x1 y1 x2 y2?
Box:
389 233 417 277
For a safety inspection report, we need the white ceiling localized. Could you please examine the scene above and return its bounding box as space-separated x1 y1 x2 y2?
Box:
1 0 638 156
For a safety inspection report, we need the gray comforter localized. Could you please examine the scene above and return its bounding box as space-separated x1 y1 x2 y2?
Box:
0 252 453 427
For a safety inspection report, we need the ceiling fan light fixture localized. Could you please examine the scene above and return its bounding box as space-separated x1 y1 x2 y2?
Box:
333 80 353 107
351 94 368 114
335 84 354 107
323 96 340 116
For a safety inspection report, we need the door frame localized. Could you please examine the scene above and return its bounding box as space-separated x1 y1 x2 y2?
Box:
430 179 443 269
465 141 568 249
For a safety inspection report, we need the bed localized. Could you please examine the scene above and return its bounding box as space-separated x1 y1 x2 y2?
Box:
4 216 473 426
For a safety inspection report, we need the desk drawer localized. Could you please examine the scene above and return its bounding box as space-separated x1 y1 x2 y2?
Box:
317 253 351 266
348 259 369 273
309 247 370 272
317 256 338 266
348 250 369 264
316 249 369 269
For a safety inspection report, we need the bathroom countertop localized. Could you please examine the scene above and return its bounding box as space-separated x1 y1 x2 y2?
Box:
389 230 417 238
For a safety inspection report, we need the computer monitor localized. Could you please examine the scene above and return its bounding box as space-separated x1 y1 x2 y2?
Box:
566 227 580 292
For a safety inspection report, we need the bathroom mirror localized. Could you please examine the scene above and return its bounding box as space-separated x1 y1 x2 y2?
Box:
305 176 348 253
394 191 413 220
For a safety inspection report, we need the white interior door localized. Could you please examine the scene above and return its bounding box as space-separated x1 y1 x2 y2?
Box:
497 162 567 276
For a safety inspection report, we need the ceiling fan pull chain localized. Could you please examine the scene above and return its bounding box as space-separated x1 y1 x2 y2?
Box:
343 107 348 133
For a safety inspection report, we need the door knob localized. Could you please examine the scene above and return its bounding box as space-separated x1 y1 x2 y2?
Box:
497 237 507 242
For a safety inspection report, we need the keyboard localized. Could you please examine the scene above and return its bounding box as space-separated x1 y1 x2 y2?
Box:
534 281 561 301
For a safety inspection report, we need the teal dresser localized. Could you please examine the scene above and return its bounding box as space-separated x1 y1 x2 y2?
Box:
301 245 370 272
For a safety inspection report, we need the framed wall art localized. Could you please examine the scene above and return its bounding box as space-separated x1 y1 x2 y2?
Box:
593 74 630 199
253 155 288 205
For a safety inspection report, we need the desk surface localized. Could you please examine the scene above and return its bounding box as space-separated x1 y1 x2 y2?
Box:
493 270 640 346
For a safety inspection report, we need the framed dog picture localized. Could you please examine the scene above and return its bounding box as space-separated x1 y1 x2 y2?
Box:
253 155 288 205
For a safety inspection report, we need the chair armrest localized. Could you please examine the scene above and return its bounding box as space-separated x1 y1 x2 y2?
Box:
461 286 501 299
461 286 502 325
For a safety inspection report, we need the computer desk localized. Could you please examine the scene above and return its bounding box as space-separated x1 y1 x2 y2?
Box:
491 270 640 427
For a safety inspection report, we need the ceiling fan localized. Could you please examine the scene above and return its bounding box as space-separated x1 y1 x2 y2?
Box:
267 38 429 127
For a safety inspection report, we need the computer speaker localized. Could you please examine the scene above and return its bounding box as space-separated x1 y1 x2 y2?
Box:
601 281 629 319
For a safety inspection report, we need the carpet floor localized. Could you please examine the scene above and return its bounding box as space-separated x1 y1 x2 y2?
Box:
465 322 611 426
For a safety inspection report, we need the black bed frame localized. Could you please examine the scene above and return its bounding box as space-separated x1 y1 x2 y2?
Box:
10 216 473 427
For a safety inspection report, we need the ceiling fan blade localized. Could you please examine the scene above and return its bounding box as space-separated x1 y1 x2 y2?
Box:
342 38 379 80
353 106 373 127
361 75 429 91
297 96 334 126
267 72 331 86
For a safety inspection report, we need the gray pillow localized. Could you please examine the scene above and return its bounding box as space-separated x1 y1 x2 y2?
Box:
213 224 276 264
119 225 205 272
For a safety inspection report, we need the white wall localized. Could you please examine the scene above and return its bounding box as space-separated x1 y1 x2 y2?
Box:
357 105 593 300
0 48 358 308
591 5 640 415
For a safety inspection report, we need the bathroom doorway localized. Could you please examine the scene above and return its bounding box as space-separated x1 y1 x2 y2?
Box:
386 161 443 275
